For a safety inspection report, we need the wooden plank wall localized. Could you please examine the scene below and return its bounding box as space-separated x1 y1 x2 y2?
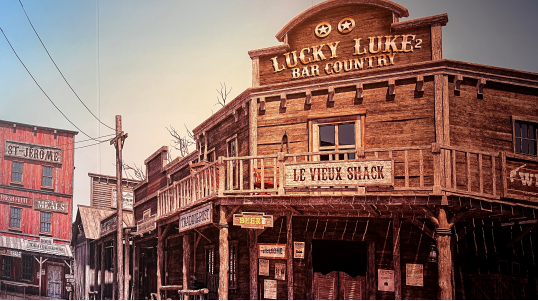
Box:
257 77 436 156
205 111 250 160
90 176 138 209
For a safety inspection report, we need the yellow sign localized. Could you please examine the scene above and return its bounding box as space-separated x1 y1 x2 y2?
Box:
233 212 273 229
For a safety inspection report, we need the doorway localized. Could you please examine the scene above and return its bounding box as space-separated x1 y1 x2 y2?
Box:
312 240 367 300
47 264 63 298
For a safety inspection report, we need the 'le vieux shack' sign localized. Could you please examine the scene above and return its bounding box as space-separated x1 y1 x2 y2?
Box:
284 160 393 187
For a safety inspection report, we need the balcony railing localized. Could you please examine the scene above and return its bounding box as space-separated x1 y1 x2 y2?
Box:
154 144 524 220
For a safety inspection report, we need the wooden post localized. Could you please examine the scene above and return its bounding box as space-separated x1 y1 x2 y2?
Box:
218 156 225 196
218 206 229 300
94 242 99 298
393 216 401 300
86 241 91 300
124 230 131 300
278 152 285 195
182 233 191 292
249 229 258 300
100 242 105 299
113 237 117 300
133 241 140 301
111 115 127 300
367 242 376 300
436 206 454 300
157 226 163 300
286 213 294 300
34 256 47 297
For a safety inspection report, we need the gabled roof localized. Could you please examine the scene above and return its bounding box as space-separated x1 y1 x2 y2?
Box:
73 205 115 244
275 0 409 42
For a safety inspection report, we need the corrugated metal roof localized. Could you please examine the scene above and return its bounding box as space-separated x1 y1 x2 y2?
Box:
78 205 115 240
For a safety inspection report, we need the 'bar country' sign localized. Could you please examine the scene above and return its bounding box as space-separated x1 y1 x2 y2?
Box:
284 160 392 187
4 140 62 165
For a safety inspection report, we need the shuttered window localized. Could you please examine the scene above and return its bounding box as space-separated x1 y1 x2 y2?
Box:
11 161 23 183
42 166 53 187
2 256 13 278
515 120 537 156
22 255 33 280
229 241 238 289
10 207 22 229
40 212 52 233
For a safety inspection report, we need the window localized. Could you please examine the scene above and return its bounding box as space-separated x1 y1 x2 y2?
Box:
206 148 216 163
229 241 238 289
313 116 362 161
42 166 53 187
11 161 23 183
205 245 215 275
40 212 52 233
10 207 22 229
514 120 537 156
227 137 237 158
2 256 12 278
227 135 239 188
22 255 33 280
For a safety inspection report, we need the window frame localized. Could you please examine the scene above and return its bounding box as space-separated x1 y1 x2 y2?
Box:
9 206 22 230
512 116 538 157
2 256 13 278
206 148 216 163
11 161 23 184
310 115 364 161
22 254 34 281
226 134 238 158
226 135 239 189
229 240 238 290
40 211 52 234
42 165 54 189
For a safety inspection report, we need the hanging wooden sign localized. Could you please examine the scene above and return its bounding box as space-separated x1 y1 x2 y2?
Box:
284 160 393 187
111 189 134 210
275 263 286 280
264 279 277 300
0 193 32 206
178 203 212 232
406 264 423 287
137 214 156 234
34 199 69 214
259 259 270 276
101 215 117 237
259 244 287 259
233 212 273 229
378 269 394 292
4 140 63 164
294 242 305 259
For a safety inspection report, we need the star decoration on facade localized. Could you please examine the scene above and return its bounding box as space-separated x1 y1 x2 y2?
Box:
315 22 331 38
338 18 356 34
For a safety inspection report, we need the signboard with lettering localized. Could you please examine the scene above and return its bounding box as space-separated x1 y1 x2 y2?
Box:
275 263 286 280
284 160 393 187
100 215 117 237
233 212 274 229
178 203 212 233
505 156 538 200
294 242 305 259
259 244 287 259
406 264 423 287
4 140 62 165
137 214 156 234
0 248 21 258
264 279 277 300
34 199 69 214
25 238 70 257
259 259 270 276
0 193 32 206
378 269 394 292
111 189 134 210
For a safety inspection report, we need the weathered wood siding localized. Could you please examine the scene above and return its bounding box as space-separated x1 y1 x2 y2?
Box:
90 175 138 209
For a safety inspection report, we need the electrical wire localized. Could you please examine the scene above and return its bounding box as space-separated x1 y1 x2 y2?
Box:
18 0 115 132
1 27 97 141
54 133 117 147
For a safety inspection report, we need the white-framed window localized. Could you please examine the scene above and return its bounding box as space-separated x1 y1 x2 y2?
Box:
42 165 54 188
11 161 23 183
312 115 363 161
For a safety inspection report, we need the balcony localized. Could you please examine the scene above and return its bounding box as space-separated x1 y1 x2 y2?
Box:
155 144 538 220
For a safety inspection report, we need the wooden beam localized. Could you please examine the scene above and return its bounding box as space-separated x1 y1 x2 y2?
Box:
124 232 130 300
305 90 312 105
328 86 335 103
416 75 424 92
157 227 164 300
436 206 454 300
505 224 538 249
448 207 469 228
100 243 105 299
226 205 241 223
249 229 258 300
286 213 294 300
259 97 266 111
452 223 475 245
477 78 486 95
183 233 191 292
280 93 287 108
194 228 211 243
218 206 229 300
393 216 401 300
162 223 172 240
388 78 395 96
408 218 435 239
421 205 440 227
454 75 463 91
287 205 302 216
355 83 363 99
367 242 376 299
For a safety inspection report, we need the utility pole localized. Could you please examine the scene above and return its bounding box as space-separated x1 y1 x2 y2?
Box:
111 115 128 299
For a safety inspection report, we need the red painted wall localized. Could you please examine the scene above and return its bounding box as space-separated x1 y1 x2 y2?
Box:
0 121 76 242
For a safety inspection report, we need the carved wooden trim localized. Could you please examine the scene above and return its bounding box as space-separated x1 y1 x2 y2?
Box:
454 74 463 91
477 78 487 95
416 75 424 92
388 79 395 96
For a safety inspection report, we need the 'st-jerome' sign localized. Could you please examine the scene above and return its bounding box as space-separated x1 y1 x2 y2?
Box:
284 160 392 187
4 140 62 165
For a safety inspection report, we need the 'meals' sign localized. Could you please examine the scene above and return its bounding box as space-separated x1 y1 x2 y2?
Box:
34 199 69 214
284 160 393 187
178 204 212 233
4 140 62 165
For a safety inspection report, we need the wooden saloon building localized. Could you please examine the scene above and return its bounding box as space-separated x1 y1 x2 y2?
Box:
0 119 77 299
133 0 538 300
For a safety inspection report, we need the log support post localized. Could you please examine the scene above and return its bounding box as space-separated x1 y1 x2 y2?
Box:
124 230 131 300
277 152 285 195
393 216 401 300
100 243 105 299
249 229 258 300
157 227 163 300
93 242 99 298
133 242 140 300
218 206 229 300
183 232 191 293
436 206 454 300
286 213 294 300
218 156 225 196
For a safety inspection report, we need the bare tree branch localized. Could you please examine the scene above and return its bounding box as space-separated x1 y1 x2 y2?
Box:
166 125 195 157
122 162 146 181
215 82 232 107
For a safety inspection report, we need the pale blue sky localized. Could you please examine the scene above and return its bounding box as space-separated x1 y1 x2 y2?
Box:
1 0 537 218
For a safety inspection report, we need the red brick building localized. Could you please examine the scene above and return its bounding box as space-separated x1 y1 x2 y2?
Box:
0 119 77 299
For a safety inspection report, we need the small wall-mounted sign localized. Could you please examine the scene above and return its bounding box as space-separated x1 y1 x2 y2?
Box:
111 189 134 210
264 279 277 300
259 244 287 259
259 259 270 276
233 212 274 229
0 248 21 258
378 269 394 292
293 242 305 259
137 214 156 234
406 264 423 287
275 263 286 280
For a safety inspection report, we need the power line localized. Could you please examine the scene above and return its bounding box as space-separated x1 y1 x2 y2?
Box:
54 133 116 147
70 138 114 151
17 0 115 132
0 27 96 141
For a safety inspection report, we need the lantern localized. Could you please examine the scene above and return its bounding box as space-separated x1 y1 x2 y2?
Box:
428 243 438 263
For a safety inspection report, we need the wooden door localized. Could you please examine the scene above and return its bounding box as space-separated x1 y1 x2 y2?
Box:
314 271 338 300
339 272 365 300
314 271 365 300
47 265 63 298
